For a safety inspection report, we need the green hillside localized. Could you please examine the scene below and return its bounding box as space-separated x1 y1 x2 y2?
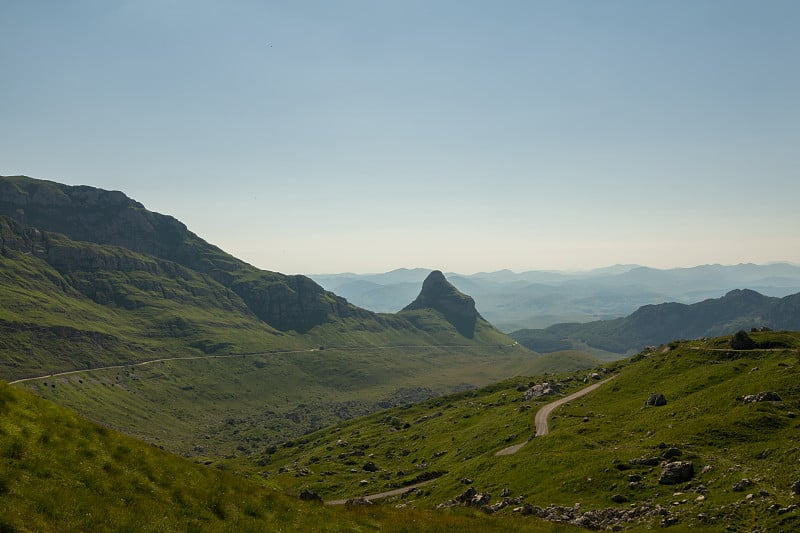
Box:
0 215 307 379
5 331 797 531
512 289 800 356
0 175 602 466
0 380 582 532
2 219 544 457
12 343 551 458
261 331 800 531
0 176 530 383
0 174 387 335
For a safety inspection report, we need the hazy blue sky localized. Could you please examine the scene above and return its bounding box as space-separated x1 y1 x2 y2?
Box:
2 1 798 274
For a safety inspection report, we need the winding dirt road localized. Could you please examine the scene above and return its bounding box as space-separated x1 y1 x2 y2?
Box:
6 350 317 385
7 343 510 386
326 375 618 504
495 375 616 456
325 480 434 505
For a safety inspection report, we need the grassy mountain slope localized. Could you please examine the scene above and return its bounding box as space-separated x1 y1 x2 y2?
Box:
0 380 581 532
0 175 375 333
0 176 529 382
0 215 304 379
262 331 800 531
0 173 604 529
512 289 800 356
13 344 544 458
3 215 549 457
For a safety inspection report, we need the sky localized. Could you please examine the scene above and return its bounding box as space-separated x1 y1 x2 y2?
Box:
2 1 799 275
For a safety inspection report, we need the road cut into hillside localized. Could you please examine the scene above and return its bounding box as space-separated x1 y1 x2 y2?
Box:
496 375 616 456
327 376 618 505
6 344 496 385
325 480 434 505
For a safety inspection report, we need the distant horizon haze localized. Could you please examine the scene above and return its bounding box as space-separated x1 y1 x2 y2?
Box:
2 1 798 275
307 261 800 278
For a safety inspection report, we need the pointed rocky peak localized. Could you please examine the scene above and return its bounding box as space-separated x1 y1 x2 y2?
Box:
402 270 481 338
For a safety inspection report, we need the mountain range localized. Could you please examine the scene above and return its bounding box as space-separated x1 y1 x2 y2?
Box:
2 174 799 531
0 175 513 381
0 175 541 458
511 288 800 356
312 264 800 331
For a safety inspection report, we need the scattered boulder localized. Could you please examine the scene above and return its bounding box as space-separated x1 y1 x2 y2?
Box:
630 456 661 466
662 447 682 459
646 393 667 407
362 461 379 472
662 516 680 527
611 494 628 503
732 479 752 492
515 502 677 530
471 492 491 507
742 391 782 404
730 330 756 350
483 494 525 515
523 382 561 400
659 461 694 485
298 488 322 502
437 487 493 510
791 480 800 495
345 497 372 506
457 487 476 503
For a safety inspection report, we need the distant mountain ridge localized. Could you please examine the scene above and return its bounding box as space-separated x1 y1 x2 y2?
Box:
511 288 800 355
312 263 800 331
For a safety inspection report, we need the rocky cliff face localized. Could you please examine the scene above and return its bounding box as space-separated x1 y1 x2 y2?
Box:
402 270 482 337
0 176 370 333
0 175 230 272
231 272 373 333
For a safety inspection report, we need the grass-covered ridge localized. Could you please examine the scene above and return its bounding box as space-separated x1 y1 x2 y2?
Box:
512 289 800 356
259 331 800 531
13 343 556 458
0 215 306 379
1 176 598 465
0 380 581 532
0 196 528 382
0 213 523 368
0 175 377 334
